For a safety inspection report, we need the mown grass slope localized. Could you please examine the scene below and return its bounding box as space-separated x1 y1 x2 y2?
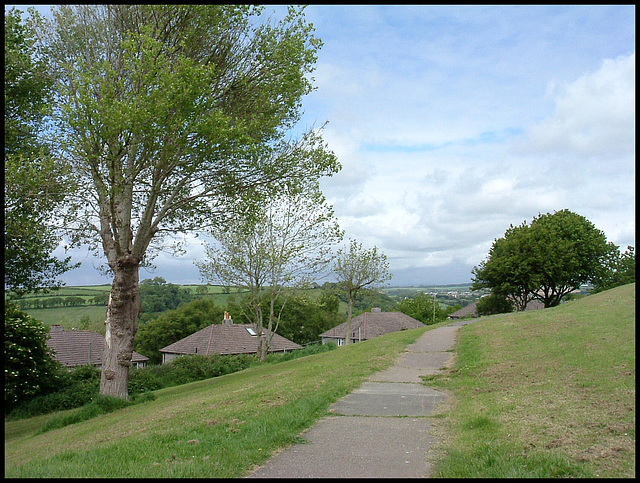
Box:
5 284 634 478
429 283 635 478
4 323 434 478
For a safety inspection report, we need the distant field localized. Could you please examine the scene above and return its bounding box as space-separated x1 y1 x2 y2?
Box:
383 283 473 292
17 285 112 300
16 282 474 331
25 306 108 331
16 284 321 324
17 284 299 331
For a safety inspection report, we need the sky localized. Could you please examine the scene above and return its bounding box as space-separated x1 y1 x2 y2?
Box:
9 5 636 287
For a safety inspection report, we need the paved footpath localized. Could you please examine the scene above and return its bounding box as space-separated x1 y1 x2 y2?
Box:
247 320 475 479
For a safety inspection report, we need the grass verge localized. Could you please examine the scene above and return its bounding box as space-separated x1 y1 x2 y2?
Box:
427 283 635 478
4 323 438 478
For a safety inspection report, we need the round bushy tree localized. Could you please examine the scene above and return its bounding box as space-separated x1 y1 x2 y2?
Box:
473 210 610 308
396 292 447 325
476 293 514 316
4 303 61 414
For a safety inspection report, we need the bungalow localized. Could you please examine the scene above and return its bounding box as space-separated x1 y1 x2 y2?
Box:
159 312 302 364
46 325 149 368
319 308 425 346
447 301 480 320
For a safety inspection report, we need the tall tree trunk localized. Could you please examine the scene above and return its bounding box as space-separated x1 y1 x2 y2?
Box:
344 296 355 345
255 305 267 361
100 258 140 400
263 297 278 359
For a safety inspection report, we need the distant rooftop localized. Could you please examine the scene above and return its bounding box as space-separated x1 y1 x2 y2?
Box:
159 320 301 357
320 310 425 343
47 326 149 367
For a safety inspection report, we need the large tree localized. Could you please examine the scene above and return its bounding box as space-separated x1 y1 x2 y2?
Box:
590 244 635 294
332 239 391 344
471 222 538 311
396 292 447 325
527 210 609 307
41 5 334 398
4 8 75 296
472 210 610 308
196 173 343 361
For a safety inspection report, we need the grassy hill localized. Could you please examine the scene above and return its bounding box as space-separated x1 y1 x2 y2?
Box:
4 284 635 478
4 324 432 478
429 283 635 478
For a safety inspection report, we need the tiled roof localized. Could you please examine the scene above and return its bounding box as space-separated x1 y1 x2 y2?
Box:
319 311 425 341
46 328 149 367
447 301 479 319
524 300 546 311
159 323 302 356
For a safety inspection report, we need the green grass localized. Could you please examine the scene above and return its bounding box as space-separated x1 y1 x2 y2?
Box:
427 283 635 478
4 324 436 478
23 305 109 330
5 285 635 478
16 285 113 299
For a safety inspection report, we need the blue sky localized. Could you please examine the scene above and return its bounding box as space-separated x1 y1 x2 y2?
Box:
9 5 636 286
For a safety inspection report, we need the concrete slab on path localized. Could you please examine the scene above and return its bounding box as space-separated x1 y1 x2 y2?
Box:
329 382 449 417
248 322 470 478
406 325 458 352
247 416 436 478
370 351 453 383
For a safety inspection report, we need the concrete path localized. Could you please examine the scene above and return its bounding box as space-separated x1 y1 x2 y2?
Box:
247 321 473 478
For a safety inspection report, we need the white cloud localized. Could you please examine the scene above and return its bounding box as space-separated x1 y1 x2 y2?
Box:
320 48 635 279
522 53 635 159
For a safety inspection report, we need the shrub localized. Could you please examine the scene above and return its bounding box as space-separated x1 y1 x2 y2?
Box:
128 366 163 394
4 303 62 414
8 364 101 419
165 353 257 385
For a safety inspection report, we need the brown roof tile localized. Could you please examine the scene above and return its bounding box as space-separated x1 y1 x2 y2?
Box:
159 323 302 356
447 301 479 319
46 328 149 367
320 311 425 341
